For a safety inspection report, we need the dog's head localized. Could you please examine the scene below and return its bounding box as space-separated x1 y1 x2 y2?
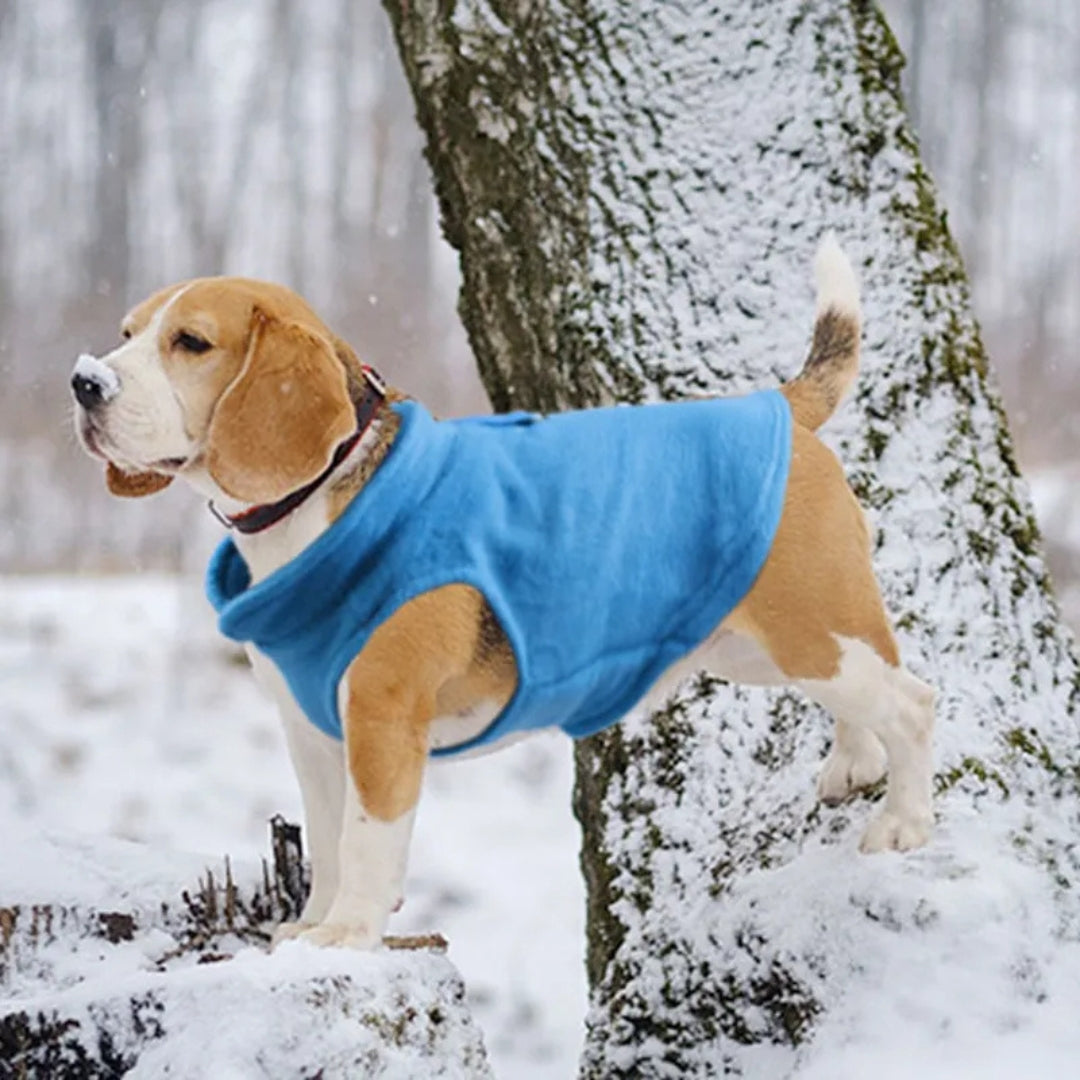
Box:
71 278 362 506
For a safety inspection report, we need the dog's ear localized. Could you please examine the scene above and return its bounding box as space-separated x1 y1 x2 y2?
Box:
106 462 174 498
205 307 355 505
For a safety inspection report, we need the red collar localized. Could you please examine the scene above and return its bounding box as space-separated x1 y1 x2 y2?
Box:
211 366 386 536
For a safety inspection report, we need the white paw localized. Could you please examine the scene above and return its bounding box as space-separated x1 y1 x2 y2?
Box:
270 920 315 949
817 740 887 805
858 808 932 854
298 922 382 950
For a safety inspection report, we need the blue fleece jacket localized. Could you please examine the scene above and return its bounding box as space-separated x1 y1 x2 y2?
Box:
206 394 791 757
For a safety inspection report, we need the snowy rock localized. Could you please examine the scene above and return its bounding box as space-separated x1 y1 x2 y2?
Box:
2 946 490 1079
1 818 492 1078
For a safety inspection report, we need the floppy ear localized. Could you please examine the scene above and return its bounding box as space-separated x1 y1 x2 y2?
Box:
106 462 173 498
205 307 355 504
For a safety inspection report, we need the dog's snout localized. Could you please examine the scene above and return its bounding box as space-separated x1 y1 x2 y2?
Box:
70 353 121 409
71 372 106 409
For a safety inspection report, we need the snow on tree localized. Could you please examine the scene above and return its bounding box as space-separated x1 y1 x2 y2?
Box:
385 0 1080 1075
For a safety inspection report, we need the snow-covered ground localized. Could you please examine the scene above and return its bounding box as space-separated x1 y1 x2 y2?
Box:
0 575 585 1078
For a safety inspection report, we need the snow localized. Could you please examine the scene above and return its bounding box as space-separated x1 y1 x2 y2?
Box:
73 353 120 400
0 576 584 1078
6 905 493 1079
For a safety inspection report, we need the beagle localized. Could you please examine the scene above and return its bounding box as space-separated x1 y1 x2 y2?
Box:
71 238 934 950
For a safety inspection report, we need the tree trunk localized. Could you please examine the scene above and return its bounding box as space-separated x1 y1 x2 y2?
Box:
385 0 1080 1074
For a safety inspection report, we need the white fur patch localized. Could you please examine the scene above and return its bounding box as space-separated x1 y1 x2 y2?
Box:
299 779 416 950
429 698 504 753
251 650 344 927
799 636 934 853
815 233 861 321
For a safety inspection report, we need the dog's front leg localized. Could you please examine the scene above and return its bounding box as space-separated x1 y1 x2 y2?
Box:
251 651 346 947
298 775 419 949
298 656 430 950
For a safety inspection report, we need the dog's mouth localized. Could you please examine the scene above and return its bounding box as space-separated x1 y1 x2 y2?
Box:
76 414 108 460
77 413 188 475
151 456 189 472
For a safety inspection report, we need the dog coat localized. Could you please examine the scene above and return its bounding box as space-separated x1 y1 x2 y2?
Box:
206 394 792 757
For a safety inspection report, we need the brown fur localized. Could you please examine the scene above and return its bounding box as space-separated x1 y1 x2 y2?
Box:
205 308 356 503
324 335 406 518
342 585 515 821
326 405 402 521
781 309 860 431
722 423 899 680
106 461 174 497
102 278 362 500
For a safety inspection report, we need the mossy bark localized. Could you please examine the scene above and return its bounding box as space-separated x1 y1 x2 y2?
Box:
386 0 1080 1074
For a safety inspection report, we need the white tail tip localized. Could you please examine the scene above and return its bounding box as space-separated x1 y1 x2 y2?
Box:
814 232 861 321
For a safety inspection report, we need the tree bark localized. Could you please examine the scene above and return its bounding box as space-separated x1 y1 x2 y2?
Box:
385 0 1080 1074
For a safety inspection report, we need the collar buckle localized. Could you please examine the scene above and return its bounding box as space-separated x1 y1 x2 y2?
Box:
207 499 235 530
362 364 387 397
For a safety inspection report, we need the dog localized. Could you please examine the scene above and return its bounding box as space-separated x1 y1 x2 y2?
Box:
71 237 934 949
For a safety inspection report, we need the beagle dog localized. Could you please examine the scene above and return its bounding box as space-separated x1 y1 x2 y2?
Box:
71 238 934 950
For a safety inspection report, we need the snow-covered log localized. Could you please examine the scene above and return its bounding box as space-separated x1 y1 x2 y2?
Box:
385 0 1080 1075
1 819 490 1077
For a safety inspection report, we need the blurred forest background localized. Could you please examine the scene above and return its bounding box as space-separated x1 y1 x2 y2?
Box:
0 0 1077 609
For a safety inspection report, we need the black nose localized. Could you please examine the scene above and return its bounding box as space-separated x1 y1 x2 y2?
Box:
71 372 106 409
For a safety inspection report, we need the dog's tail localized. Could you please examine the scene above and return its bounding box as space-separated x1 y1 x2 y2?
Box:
781 234 861 431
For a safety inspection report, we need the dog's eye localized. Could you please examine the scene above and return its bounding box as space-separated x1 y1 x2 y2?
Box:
173 330 213 354
120 328 132 341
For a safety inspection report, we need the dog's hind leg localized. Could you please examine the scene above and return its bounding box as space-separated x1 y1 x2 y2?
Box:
728 584 935 852
797 640 934 852
816 717 887 805
723 423 935 852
